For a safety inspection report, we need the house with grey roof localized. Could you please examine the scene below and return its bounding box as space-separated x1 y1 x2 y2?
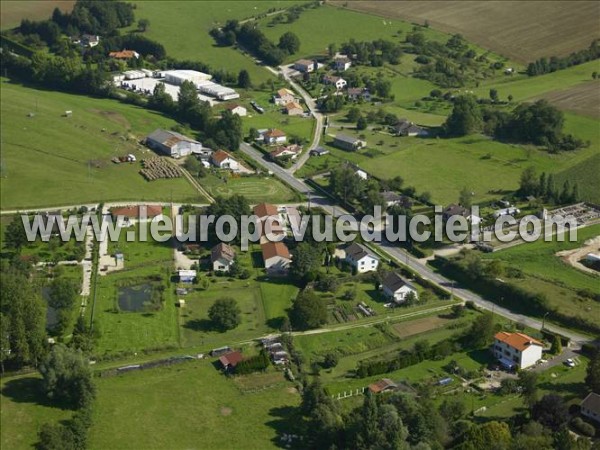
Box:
333 134 366 151
382 272 418 303
340 242 379 273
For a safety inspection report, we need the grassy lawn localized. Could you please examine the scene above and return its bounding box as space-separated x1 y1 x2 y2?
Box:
0 80 203 210
92 224 179 356
201 173 297 204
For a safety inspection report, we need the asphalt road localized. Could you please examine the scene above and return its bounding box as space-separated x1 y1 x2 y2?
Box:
239 142 592 346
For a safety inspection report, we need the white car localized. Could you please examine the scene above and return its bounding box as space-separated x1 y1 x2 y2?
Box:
564 358 576 368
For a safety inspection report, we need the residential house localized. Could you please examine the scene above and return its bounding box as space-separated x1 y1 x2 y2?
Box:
381 272 418 303
224 104 247 117
333 56 352 72
392 119 428 137
381 191 413 209
108 49 140 60
270 144 302 160
442 204 481 225
581 393 600 424
261 242 292 274
347 87 371 102
342 242 379 273
145 129 203 158
492 332 544 369
110 205 163 226
333 134 366 151
219 351 243 371
210 150 239 171
263 129 287 145
81 34 100 48
273 88 296 106
178 270 197 283
253 203 280 221
211 243 236 272
284 101 304 116
368 378 397 394
322 75 347 90
293 59 315 73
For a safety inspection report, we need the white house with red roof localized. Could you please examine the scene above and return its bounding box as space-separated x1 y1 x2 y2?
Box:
262 129 287 145
210 150 239 171
492 332 544 369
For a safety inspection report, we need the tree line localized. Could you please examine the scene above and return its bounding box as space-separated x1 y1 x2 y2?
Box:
526 40 600 76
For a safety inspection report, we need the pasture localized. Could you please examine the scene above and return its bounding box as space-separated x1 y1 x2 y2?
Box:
333 1 600 63
0 80 203 210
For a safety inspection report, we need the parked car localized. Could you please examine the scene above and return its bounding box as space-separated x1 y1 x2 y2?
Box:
564 358 576 368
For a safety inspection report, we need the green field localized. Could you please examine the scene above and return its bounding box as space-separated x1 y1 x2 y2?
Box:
1 361 300 450
0 81 204 210
92 224 179 356
129 1 292 84
201 173 297 204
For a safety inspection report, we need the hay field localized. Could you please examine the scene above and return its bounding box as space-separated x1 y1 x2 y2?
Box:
1 0 74 29
333 1 600 62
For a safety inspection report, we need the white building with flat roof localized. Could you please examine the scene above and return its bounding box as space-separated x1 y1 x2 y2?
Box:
164 70 212 86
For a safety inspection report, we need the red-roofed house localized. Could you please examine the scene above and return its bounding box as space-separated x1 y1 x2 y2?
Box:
109 49 140 60
219 351 243 370
270 144 302 160
210 150 239 171
110 205 162 226
368 378 397 394
262 129 287 145
283 101 304 116
492 332 544 369
261 241 292 274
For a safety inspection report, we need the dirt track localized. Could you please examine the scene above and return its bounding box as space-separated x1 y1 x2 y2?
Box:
556 236 600 275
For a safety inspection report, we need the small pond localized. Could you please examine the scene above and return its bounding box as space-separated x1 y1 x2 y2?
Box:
117 283 158 312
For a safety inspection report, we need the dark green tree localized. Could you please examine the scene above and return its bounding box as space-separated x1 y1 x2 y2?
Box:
289 290 327 330
278 32 300 54
237 69 251 88
443 95 482 136
208 297 241 331
290 242 323 283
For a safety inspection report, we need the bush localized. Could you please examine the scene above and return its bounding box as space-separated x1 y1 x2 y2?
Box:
571 417 596 437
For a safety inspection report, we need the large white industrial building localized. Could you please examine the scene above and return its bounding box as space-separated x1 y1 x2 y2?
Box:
164 70 212 86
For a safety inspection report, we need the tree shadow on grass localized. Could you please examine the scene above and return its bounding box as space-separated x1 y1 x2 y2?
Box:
266 316 286 330
466 349 495 366
1 377 64 409
266 405 304 449
183 318 216 332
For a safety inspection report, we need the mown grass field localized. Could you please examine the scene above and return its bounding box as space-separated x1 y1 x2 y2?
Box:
1 361 300 450
129 1 292 84
0 81 203 210
201 173 297 204
304 121 600 204
333 1 600 63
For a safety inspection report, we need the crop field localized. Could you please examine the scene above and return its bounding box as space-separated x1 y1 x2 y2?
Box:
535 81 600 118
0 81 203 210
201 173 297 204
129 1 292 84
0 0 74 29
333 1 600 63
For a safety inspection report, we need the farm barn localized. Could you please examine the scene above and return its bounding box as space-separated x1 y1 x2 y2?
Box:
145 129 203 158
